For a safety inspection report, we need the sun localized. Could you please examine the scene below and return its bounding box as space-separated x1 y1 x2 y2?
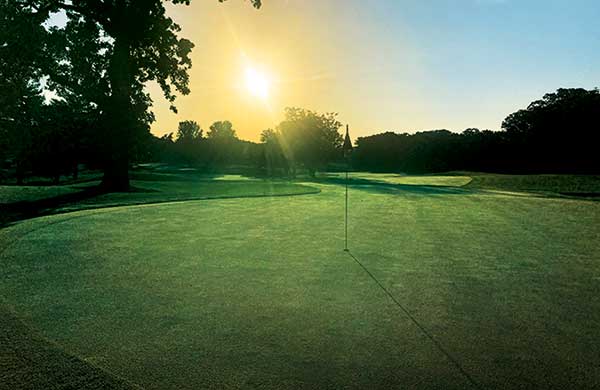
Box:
245 67 270 100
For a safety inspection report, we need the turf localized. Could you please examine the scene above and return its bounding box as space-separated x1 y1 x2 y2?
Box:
0 185 82 204
57 179 319 212
0 303 138 390
464 173 600 196
1 175 599 389
320 172 472 187
0 173 318 225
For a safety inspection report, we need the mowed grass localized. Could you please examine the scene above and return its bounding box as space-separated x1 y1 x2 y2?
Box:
0 172 319 225
464 172 600 196
321 172 472 187
1 303 138 390
57 179 319 212
1 175 599 389
0 185 82 204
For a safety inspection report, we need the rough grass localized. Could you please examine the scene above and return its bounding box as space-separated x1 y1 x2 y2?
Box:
0 185 82 204
1 175 599 389
464 173 600 196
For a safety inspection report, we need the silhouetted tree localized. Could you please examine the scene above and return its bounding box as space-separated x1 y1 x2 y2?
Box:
207 121 237 140
15 0 261 191
176 120 203 143
502 88 600 173
260 128 287 176
275 107 343 177
0 1 48 183
352 88 600 174
174 120 204 165
206 121 238 168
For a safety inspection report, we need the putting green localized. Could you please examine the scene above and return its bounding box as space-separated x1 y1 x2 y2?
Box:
1 180 599 389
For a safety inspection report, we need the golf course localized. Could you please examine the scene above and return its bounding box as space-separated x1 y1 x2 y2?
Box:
1 172 599 389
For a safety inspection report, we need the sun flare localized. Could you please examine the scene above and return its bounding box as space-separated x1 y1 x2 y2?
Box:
245 67 270 100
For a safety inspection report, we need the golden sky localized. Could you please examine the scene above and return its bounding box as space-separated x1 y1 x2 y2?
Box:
148 1 423 141
147 0 600 142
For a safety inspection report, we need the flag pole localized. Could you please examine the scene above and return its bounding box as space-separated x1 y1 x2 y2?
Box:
343 124 352 252
345 166 349 251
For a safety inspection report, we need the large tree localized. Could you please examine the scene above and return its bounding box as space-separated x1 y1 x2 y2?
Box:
276 107 343 177
260 128 287 176
206 120 238 167
176 120 202 143
502 88 600 172
15 0 261 191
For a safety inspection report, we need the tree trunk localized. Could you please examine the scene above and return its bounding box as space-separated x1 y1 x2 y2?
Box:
102 35 133 192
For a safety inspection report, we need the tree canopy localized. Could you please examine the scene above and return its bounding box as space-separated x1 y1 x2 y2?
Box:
275 107 343 176
176 120 202 143
352 88 600 174
8 0 261 190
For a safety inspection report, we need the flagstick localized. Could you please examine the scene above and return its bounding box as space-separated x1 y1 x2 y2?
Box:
344 167 349 251
343 124 352 252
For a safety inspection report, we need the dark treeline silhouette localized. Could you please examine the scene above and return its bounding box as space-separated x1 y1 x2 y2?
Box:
139 107 345 178
141 120 263 172
352 88 600 174
3 87 599 184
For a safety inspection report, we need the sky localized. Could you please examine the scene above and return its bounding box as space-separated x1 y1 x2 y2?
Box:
51 0 600 141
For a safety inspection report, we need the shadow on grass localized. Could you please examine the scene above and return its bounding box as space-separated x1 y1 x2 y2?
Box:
129 172 223 182
0 185 109 227
312 176 475 196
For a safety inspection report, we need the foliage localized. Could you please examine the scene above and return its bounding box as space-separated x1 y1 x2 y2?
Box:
9 0 261 190
207 120 237 140
275 107 343 176
353 88 600 174
176 120 203 143
501 88 600 172
0 1 47 182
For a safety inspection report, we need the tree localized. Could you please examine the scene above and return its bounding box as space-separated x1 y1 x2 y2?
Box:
207 120 237 140
275 107 343 177
0 1 47 183
206 120 238 168
260 128 287 176
176 120 202 143
15 0 262 191
174 120 203 165
502 88 600 172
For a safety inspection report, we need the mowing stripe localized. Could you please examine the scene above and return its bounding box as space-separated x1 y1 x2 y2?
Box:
346 251 482 390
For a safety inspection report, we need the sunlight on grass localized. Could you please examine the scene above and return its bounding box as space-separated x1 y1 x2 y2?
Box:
1 181 599 389
321 172 472 187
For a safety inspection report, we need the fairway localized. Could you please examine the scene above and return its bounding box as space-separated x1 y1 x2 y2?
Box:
1 177 599 389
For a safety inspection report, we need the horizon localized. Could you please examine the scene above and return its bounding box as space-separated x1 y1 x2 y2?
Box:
48 0 600 141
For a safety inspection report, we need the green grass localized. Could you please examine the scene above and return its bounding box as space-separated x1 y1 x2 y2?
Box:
0 185 83 204
464 172 600 196
0 172 319 225
1 174 599 389
321 172 473 187
0 303 137 390
57 179 319 213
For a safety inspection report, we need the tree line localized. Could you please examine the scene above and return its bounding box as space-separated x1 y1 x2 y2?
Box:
352 88 600 174
2 3 598 186
140 107 344 178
